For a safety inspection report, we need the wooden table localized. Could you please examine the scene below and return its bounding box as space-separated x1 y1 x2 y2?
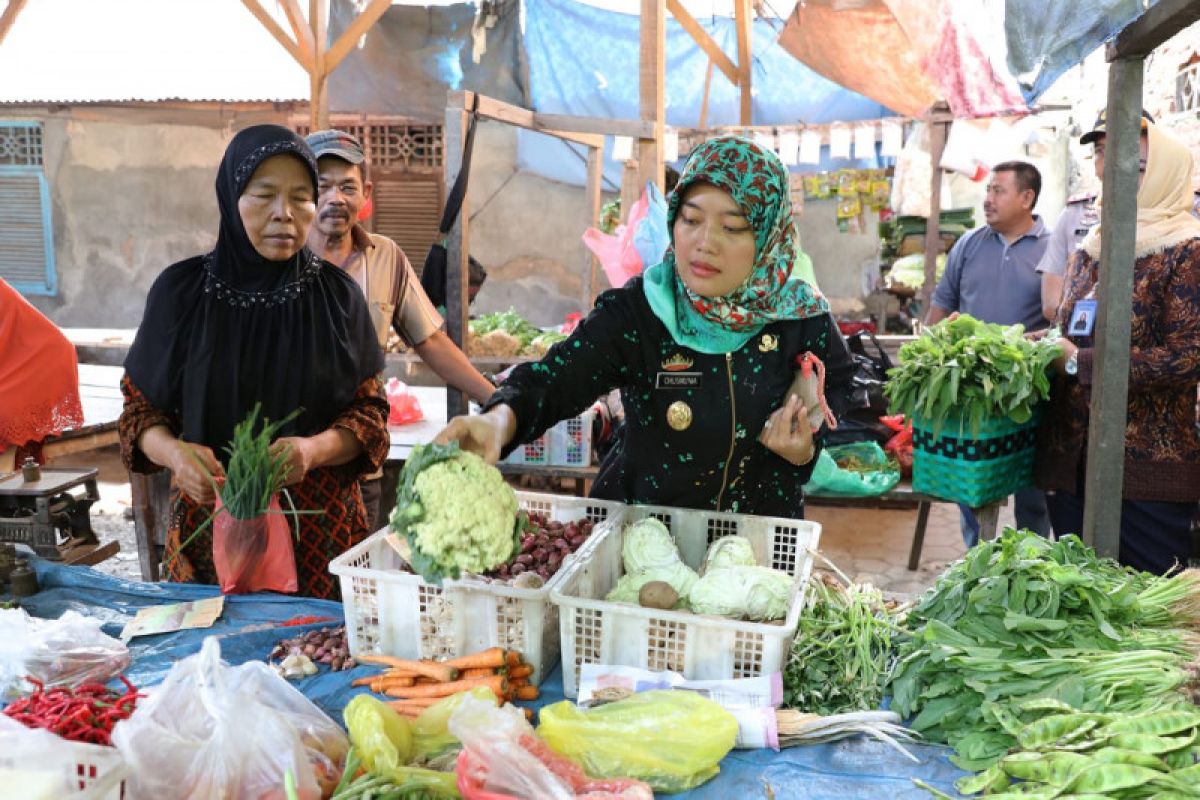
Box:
42 364 123 460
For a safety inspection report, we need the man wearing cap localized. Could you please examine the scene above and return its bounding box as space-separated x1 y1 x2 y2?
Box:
1037 110 1155 321
305 129 496 531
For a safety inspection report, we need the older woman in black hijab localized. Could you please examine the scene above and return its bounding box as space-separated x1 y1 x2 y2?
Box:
120 124 388 599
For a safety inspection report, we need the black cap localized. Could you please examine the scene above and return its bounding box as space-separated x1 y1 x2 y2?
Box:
1080 109 1155 145
305 129 365 164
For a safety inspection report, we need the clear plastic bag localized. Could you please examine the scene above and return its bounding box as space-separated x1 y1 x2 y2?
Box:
450 695 652 800
536 690 739 793
0 609 130 698
112 637 348 800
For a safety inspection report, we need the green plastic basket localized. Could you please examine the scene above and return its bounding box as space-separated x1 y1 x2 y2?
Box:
911 411 1040 507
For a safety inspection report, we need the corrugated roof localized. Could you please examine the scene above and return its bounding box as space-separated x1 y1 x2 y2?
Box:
0 0 309 104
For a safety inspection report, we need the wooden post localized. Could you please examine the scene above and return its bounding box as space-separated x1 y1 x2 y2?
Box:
0 0 29 48
637 0 665 195
734 0 753 127
919 113 949 317
444 93 472 419
698 58 715 129
1081 59 1144 557
308 0 329 131
583 143 605 310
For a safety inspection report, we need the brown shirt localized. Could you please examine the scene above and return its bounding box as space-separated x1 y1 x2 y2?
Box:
344 226 443 348
1035 238 1200 502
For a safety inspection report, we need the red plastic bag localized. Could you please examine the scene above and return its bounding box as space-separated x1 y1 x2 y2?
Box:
212 494 299 594
880 415 913 478
385 378 424 426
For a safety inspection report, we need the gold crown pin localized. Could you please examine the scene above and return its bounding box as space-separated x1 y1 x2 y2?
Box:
661 354 694 372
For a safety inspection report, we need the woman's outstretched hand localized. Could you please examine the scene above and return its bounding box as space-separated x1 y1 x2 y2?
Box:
433 407 514 465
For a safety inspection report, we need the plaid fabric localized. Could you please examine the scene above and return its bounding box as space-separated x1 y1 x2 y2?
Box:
122 375 389 600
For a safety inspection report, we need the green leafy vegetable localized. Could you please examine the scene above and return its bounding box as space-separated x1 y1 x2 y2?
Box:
885 314 1061 436
888 529 1200 771
469 308 543 351
784 574 904 715
219 403 301 520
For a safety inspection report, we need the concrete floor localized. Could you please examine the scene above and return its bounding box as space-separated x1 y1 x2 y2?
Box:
46 445 1018 596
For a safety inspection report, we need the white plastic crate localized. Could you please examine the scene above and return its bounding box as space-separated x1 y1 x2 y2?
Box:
0 734 128 799
504 410 594 467
330 491 625 685
550 504 821 698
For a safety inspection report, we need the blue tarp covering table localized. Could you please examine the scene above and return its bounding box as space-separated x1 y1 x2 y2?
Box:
9 559 968 799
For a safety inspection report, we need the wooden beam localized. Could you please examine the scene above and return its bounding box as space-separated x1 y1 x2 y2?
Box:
544 129 606 149
241 0 309 72
446 92 617 146
444 101 471 419
325 0 391 75
1081 57 1144 557
583 143 605 309
534 113 656 140
309 0 328 130
637 0 666 195
666 0 738 84
919 114 949 317
698 58 714 129
734 0 753 126
1107 0 1200 61
0 0 29 48
280 0 315 70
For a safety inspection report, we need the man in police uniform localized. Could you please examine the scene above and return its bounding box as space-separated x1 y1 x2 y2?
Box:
1036 110 1155 322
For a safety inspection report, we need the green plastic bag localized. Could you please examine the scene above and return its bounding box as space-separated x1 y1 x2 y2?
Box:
537 690 738 793
805 442 901 497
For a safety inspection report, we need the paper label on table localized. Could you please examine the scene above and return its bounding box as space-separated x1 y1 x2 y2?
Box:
119 596 224 641
578 664 781 749
854 124 877 160
881 120 904 157
777 131 800 165
829 125 851 160
798 130 822 164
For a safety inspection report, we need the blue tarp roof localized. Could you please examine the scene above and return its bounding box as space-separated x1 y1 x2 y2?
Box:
518 0 894 187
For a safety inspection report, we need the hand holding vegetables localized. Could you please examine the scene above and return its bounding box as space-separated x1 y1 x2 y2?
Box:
168 438 225 504
760 393 816 467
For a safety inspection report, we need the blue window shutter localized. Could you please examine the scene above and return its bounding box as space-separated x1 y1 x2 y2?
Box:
0 166 56 295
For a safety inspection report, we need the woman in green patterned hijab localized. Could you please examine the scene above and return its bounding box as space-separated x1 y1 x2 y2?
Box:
643 135 829 354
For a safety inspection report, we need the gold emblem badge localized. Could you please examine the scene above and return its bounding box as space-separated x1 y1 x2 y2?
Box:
758 333 779 353
666 401 693 431
661 353 694 372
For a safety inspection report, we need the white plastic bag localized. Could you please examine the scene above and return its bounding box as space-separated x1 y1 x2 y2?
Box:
0 609 130 698
112 637 348 800
0 714 128 799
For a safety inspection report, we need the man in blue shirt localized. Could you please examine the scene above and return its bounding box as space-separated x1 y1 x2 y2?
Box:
927 160 1053 547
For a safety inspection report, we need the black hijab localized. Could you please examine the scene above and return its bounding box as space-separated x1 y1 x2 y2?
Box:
125 124 383 461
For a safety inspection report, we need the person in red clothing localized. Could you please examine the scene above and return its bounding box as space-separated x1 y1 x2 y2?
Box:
0 278 83 472
1038 123 1200 573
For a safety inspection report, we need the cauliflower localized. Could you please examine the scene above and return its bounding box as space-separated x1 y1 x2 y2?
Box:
389 443 520 583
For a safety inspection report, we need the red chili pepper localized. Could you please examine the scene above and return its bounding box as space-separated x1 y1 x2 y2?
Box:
3 674 140 746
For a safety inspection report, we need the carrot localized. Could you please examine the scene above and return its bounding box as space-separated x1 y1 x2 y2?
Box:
369 676 415 694
507 664 533 680
446 648 507 671
513 685 539 701
386 697 441 710
386 674 506 700
508 678 528 690
355 673 416 688
460 667 500 679
357 655 458 683
505 650 523 669
522 707 534 721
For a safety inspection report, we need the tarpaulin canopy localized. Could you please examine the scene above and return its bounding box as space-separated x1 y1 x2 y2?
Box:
521 0 893 185
777 0 1154 118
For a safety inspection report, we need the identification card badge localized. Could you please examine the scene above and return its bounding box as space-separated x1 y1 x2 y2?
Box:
1068 298 1097 337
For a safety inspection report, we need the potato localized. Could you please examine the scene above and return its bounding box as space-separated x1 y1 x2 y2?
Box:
638 581 679 610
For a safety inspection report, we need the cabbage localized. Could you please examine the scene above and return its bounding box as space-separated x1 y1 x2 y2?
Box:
702 536 757 574
605 562 698 607
621 518 681 574
688 566 795 621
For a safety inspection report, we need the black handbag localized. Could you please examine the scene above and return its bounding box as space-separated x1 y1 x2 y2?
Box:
420 97 481 309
